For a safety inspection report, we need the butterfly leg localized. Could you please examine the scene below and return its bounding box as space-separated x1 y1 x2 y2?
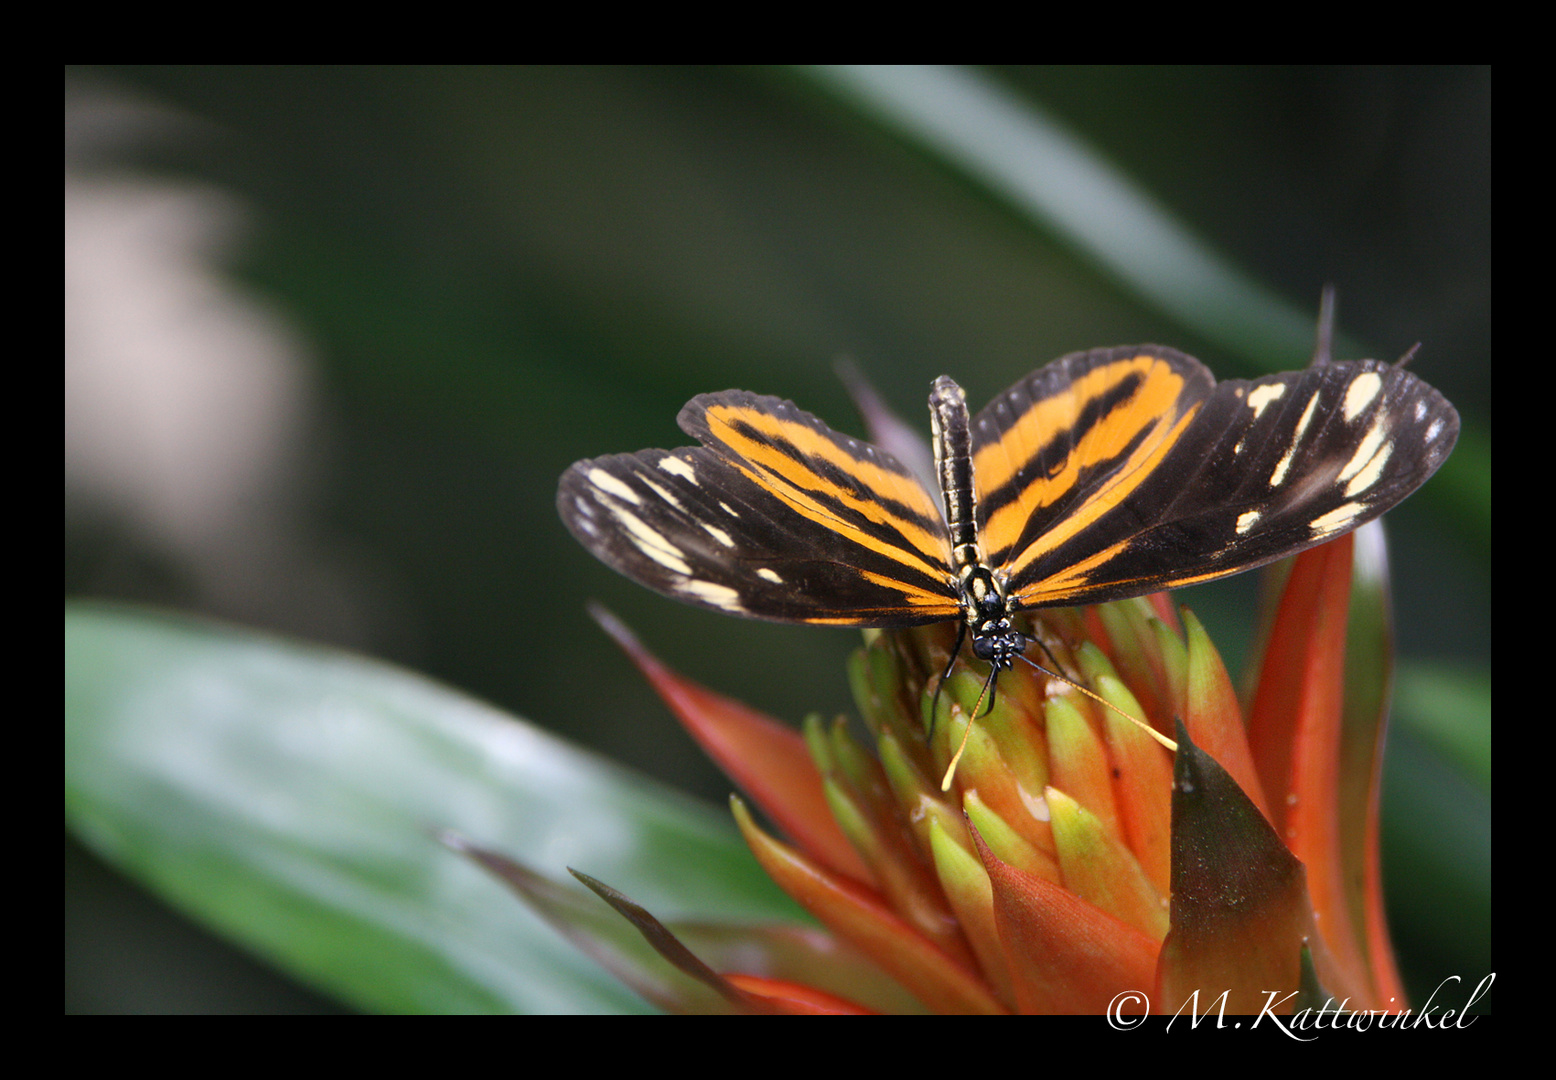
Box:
928 619 970 740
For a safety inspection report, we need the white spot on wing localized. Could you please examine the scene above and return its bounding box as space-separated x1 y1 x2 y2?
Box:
641 476 684 511
1343 372 1383 421
1338 416 1393 496
675 578 744 611
1236 510 1261 535
1246 382 1287 419
609 504 692 575
1309 502 1366 537
658 455 697 483
701 522 735 547
589 468 641 505
756 568 783 583
1270 392 1322 487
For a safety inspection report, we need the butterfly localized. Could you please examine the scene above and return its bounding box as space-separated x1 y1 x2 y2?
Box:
558 345 1458 760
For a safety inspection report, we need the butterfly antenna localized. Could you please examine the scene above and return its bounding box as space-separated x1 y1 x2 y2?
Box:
939 665 998 791
1012 651 1177 753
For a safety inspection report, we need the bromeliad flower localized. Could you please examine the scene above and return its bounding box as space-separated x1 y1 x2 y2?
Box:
461 523 1410 1014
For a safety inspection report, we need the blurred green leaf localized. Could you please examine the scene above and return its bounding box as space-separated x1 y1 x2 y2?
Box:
807 65 1316 360
65 601 805 1014
1395 663 1491 789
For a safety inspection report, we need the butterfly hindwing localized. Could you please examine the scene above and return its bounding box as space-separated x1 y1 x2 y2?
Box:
558 391 960 627
973 347 1459 608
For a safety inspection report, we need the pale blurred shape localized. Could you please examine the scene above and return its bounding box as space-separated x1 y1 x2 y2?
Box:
65 175 308 557
64 90 383 644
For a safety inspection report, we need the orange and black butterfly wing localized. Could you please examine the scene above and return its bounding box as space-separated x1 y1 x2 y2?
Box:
558 390 961 627
973 346 1459 609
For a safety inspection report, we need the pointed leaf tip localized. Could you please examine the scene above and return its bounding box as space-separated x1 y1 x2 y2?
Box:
1158 719 1312 1013
568 869 767 1012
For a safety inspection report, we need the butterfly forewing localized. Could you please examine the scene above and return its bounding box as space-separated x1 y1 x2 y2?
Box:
975 349 1459 608
972 348 1215 584
558 391 960 628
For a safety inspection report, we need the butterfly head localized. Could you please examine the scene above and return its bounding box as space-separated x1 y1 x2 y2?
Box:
958 563 1029 671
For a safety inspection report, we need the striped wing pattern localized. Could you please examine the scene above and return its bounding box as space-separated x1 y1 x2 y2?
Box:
558 346 1458 631
972 347 1459 608
558 391 960 627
